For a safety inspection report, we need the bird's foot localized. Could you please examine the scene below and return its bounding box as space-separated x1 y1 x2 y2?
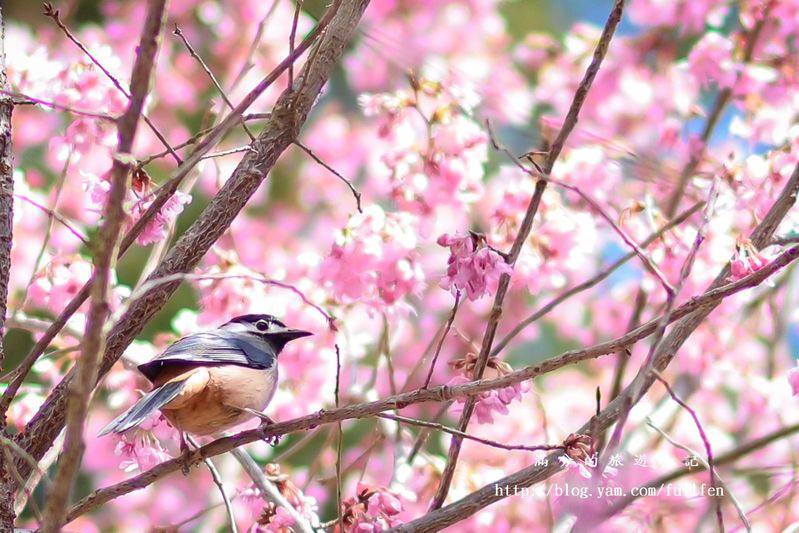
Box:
179 450 192 475
179 433 192 475
259 424 281 447
233 407 282 446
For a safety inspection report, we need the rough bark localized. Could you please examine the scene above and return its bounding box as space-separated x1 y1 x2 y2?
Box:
0 6 16 531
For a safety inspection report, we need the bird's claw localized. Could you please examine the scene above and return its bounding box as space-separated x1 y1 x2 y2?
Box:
259 421 281 447
179 433 192 475
179 451 192 475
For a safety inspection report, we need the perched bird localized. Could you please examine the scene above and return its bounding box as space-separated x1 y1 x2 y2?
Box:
99 314 312 449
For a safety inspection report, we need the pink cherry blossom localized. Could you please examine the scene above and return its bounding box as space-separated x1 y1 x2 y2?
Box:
788 364 799 396
437 232 512 300
687 32 738 89
129 190 193 246
729 238 770 281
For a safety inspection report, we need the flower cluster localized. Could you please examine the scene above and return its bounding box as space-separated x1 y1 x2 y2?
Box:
361 77 487 217
448 354 529 424
340 483 404 532
437 232 511 301
320 206 424 310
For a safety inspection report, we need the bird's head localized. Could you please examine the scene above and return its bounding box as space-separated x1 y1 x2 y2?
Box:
222 314 312 352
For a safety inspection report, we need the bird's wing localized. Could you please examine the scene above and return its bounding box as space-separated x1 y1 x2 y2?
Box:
97 379 188 436
137 331 276 382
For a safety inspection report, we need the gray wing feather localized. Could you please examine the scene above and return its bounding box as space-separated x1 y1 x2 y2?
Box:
137 331 276 381
97 380 186 436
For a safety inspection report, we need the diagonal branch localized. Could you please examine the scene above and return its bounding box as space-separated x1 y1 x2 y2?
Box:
429 0 626 510
13 0 370 490
60 242 799 524
0 7 10 373
40 2 170 530
0 0 345 416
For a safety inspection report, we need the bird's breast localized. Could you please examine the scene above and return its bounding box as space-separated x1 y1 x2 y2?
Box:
208 364 278 412
159 364 278 436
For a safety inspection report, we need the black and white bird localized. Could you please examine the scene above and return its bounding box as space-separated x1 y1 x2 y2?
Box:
98 314 311 445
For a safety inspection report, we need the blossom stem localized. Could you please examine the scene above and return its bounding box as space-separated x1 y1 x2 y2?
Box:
422 291 460 389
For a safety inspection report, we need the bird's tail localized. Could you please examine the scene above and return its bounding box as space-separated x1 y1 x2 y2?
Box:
98 380 187 436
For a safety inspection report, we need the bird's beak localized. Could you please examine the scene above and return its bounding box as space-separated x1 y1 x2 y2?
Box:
268 328 313 343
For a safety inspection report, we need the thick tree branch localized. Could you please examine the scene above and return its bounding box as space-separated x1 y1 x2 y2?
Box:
15 0 370 488
429 0 626 509
0 6 15 530
0 6 11 374
41 2 169 530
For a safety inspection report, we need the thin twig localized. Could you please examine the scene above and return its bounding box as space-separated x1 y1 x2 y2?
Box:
645 418 745 531
229 448 315 533
0 89 116 120
10 151 73 321
198 146 257 160
172 24 255 141
405 402 451 464
13 194 88 244
429 0 627 510
43 2 182 164
288 1 303 88
186 436 238 533
294 141 362 212
229 0 281 91
379 413 564 453
334 343 343 532
422 292 460 388
116 271 336 330
651 371 724 532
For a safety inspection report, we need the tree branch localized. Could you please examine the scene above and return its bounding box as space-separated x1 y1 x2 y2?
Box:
59 243 799 524
0 6 16 529
41 2 169 530
429 0 626 509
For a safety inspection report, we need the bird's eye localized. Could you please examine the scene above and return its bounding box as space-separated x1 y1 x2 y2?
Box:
255 320 270 331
